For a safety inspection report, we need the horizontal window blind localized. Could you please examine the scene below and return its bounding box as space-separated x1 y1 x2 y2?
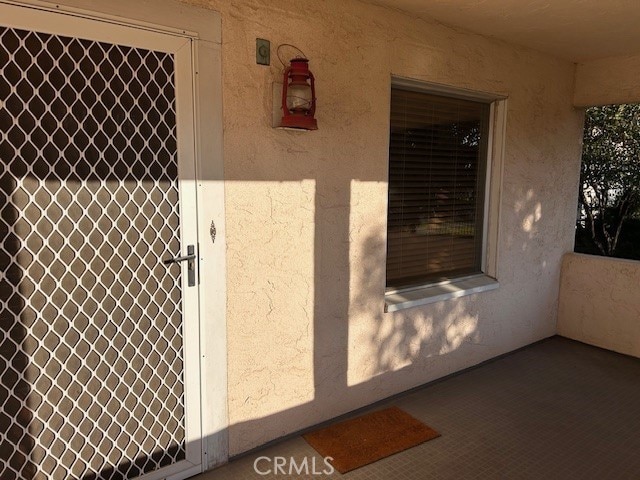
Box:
386 87 490 289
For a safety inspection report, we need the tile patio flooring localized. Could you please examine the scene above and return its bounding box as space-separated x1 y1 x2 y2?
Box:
195 337 640 479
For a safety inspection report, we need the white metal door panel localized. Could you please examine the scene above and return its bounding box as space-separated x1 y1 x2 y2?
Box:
0 3 202 479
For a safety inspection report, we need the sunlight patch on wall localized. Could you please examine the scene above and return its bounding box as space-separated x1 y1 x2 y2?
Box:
225 180 316 421
441 312 479 354
522 202 542 232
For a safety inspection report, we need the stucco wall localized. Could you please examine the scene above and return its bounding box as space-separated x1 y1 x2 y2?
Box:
558 253 640 357
574 54 640 106
180 0 584 455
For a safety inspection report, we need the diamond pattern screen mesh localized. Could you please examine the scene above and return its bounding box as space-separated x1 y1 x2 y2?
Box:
0 26 187 480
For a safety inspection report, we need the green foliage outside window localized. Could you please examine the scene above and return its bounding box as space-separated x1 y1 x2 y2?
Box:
575 104 640 259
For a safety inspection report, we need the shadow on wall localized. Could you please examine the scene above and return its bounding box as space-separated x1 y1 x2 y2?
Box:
0 166 482 479
202 148 558 462
506 187 550 283
220 171 556 457
1 134 556 478
221 168 487 456
351 226 482 377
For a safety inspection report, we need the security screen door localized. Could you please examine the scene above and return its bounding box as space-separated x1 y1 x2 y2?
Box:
0 3 202 480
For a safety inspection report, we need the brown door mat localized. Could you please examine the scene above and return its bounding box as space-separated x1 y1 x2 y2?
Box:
303 406 440 474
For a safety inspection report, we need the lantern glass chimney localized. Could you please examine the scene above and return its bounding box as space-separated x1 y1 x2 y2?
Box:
287 83 312 112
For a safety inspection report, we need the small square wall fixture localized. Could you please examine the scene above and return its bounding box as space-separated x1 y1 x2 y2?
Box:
274 57 318 130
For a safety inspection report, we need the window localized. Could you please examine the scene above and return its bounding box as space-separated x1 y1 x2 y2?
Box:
385 79 503 310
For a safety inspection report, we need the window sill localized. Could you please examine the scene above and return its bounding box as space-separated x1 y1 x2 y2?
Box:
384 274 499 313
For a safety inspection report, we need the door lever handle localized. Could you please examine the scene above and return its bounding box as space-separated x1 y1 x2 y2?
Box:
163 245 197 287
163 253 196 264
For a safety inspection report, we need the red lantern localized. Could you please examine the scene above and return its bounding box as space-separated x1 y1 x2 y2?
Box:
280 57 318 130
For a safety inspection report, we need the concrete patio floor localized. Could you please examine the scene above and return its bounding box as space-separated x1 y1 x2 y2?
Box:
195 336 640 479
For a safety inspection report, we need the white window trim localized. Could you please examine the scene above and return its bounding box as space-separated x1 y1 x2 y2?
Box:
385 274 499 312
385 77 507 312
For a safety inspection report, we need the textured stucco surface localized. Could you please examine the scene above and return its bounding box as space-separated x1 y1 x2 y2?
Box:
574 54 640 106
178 0 584 455
369 0 640 62
558 253 640 358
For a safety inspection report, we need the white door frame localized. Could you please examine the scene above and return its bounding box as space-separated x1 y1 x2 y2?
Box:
1 0 228 474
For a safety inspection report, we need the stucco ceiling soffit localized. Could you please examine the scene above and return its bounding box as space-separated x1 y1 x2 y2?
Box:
367 0 640 62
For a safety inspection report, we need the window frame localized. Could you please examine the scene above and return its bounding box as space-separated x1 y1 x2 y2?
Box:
385 77 507 312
